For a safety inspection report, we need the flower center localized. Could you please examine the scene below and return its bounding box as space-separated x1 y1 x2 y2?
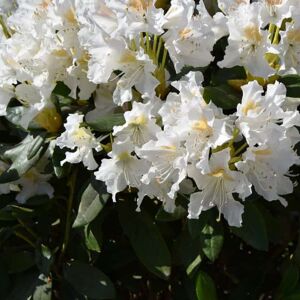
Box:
117 151 131 161
73 128 92 141
210 168 233 181
130 115 147 126
244 25 262 44
266 0 282 5
128 0 151 12
242 100 259 116
179 28 192 39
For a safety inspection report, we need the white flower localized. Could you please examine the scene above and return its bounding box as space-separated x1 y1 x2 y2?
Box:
236 138 298 206
0 0 17 16
136 130 188 199
112 49 159 105
105 0 166 38
236 80 300 145
159 71 204 128
94 139 149 201
277 11 300 75
113 101 161 146
16 168 54 204
0 84 14 116
258 0 295 27
163 0 217 73
56 113 102 170
218 2 275 78
137 179 176 213
217 0 249 15
188 148 252 227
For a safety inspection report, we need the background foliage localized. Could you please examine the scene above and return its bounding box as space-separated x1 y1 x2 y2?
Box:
1 0 300 299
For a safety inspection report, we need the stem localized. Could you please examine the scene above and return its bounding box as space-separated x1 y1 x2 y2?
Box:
17 218 38 240
59 168 77 262
153 35 158 56
233 142 248 156
161 48 168 69
272 26 280 44
131 39 137 51
0 16 11 38
156 37 163 64
146 32 150 54
14 231 35 248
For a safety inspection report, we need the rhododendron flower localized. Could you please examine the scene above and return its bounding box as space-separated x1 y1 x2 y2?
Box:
188 148 252 227
56 113 102 170
95 139 149 201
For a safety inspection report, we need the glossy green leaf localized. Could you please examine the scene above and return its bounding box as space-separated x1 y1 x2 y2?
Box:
64 261 115 299
35 245 53 276
0 135 46 183
118 202 171 280
201 222 224 262
279 75 300 97
195 271 218 300
73 181 109 228
84 225 101 253
0 259 10 298
6 271 40 300
188 211 210 239
186 255 202 276
203 85 241 109
277 264 299 297
87 113 125 132
3 251 35 274
232 202 268 251
52 146 70 179
211 66 246 85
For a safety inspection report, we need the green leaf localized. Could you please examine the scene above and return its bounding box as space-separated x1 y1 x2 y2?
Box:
203 85 241 109
87 113 125 132
64 261 115 299
0 135 46 183
155 205 187 222
232 202 268 251
73 181 109 228
27 135 45 160
6 270 40 300
173 230 202 270
0 259 10 298
52 146 70 179
211 66 247 85
118 202 172 280
84 225 101 253
203 0 220 15
279 75 300 97
3 251 35 274
5 107 27 129
188 211 210 239
201 221 224 262
195 271 218 300
186 255 202 276
35 245 53 276
277 264 299 297
53 81 71 97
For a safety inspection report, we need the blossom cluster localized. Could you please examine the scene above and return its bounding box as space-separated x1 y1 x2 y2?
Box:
0 0 300 227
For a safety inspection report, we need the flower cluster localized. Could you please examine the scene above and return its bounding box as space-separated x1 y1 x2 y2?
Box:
0 0 300 227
